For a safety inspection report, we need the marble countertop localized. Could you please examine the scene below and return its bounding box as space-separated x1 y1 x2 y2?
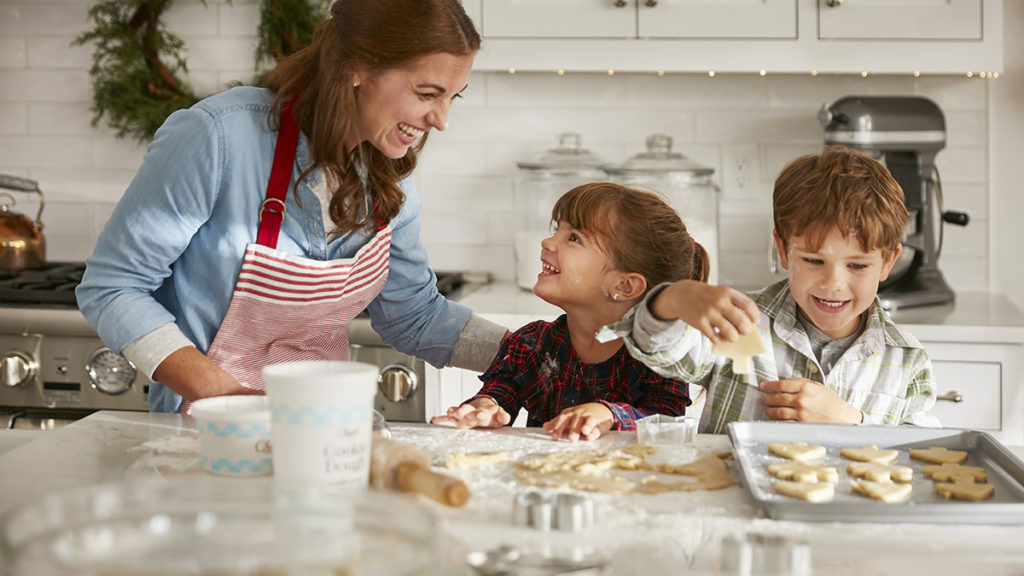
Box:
1 412 1023 575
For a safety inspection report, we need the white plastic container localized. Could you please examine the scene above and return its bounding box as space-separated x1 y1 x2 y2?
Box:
515 133 608 290
190 395 272 477
261 360 379 492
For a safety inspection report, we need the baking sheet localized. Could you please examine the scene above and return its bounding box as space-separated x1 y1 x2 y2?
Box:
727 422 1024 524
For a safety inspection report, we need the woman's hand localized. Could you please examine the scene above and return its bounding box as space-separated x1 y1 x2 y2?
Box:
759 378 863 424
651 280 760 345
430 398 511 429
542 403 615 442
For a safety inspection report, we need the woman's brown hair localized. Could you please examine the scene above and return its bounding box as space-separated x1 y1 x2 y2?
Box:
265 0 480 234
551 182 710 293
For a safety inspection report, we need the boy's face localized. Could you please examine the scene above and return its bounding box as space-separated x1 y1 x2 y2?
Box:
774 226 901 340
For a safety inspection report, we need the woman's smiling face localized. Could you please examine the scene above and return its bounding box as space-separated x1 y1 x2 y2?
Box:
350 51 474 159
776 226 900 339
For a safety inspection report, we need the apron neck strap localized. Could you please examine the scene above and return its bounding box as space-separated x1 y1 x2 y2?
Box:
257 99 299 249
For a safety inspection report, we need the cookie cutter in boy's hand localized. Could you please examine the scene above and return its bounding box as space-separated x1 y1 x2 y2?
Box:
636 414 697 444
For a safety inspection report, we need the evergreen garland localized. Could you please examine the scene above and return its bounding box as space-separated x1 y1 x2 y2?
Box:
75 0 327 142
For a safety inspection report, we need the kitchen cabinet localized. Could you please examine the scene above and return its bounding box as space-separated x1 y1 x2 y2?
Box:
469 0 1002 74
479 0 795 40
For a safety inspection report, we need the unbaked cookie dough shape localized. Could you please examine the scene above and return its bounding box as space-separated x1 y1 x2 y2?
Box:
839 445 898 464
767 462 838 484
767 441 826 462
850 479 913 503
445 451 509 470
774 480 835 503
935 478 995 501
846 462 913 483
909 446 968 465
923 462 987 483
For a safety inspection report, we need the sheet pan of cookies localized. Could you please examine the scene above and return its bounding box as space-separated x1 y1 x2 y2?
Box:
727 422 1024 524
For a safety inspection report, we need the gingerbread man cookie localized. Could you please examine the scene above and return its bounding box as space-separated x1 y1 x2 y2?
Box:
923 462 987 483
839 445 899 464
935 478 995 501
774 480 835 503
767 441 826 462
909 446 968 465
767 462 838 484
847 462 913 483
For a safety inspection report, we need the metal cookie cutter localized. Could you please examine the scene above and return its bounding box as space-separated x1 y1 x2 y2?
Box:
514 491 595 532
719 533 811 576
636 414 697 444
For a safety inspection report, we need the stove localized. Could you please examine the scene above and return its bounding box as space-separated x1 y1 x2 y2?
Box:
0 263 151 430
0 264 487 428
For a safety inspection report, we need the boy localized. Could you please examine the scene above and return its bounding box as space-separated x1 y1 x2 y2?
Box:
597 145 940 433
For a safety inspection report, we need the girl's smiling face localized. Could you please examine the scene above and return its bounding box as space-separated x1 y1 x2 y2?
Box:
533 221 620 311
350 51 474 158
776 226 901 339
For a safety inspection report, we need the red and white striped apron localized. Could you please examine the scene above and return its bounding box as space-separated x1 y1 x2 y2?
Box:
184 100 391 413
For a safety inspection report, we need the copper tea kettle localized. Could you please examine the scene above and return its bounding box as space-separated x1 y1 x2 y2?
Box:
0 174 46 271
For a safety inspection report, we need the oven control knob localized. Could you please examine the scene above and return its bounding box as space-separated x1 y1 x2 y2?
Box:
378 364 418 403
86 347 137 396
1 351 37 387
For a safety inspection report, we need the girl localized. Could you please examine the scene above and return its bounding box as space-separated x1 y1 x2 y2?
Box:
431 182 709 441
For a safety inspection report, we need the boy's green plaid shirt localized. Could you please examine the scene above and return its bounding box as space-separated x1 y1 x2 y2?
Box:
597 280 940 433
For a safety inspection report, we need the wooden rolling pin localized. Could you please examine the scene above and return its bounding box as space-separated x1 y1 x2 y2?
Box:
369 435 470 507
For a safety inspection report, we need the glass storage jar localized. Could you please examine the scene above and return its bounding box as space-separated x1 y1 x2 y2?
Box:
603 134 721 285
515 133 608 290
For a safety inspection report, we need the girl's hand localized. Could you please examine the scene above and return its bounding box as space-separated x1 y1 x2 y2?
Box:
430 398 511 429
759 378 862 424
542 403 615 442
652 280 760 345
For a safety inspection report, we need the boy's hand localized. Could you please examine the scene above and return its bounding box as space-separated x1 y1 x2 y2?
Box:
651 280 760 345
542 403 614 442
759 378 863 424
430 398 511 429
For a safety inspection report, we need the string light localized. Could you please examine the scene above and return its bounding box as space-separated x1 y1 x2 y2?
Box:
913 71 921 77
759 70 767 76
656 70 665 76
993 72 999 79
860 71 868 77
508 68 516 75
708 70 715 77
810 71 819 76
966 72 973 78
556 69 565 76
607 69 615 76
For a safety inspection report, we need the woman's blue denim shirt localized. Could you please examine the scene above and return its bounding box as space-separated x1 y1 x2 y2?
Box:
76 87 472 412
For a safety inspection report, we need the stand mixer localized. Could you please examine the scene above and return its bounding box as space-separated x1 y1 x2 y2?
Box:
818 96 969 310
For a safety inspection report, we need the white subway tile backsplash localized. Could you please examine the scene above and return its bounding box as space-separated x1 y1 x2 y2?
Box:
29 102 99 135
0 2 996 293
0 103 26 134
0 4 88 36
0 37 26 68
27 36 90 68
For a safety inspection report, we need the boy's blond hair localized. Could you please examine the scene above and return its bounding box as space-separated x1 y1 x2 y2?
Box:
773 145 909 260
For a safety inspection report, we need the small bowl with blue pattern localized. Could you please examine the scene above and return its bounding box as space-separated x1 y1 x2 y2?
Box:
191 395 273 477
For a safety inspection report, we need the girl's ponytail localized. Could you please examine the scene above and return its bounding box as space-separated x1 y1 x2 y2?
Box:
692 240 711 283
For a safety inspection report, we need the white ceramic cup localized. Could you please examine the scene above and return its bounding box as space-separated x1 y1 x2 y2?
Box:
190 395 273 477
261 360 379 492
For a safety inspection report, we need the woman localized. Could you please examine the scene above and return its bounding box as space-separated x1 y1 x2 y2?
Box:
76 0 507 413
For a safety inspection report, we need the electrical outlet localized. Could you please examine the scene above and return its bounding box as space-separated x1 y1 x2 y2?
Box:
721 145 761 200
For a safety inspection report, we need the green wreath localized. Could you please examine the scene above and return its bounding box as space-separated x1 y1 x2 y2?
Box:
74 0 328 142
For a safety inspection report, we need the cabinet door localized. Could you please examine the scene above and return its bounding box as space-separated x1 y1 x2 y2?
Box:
482 0 636 39
638 0 796 39
819 0 983 40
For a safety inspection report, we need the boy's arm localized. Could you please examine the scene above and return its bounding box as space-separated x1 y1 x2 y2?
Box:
898 352 941 427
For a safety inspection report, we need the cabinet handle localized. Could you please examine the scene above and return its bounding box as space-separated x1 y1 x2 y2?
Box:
645 0 658 6
937 391 964 403
825 0 843 7
613 0 627 7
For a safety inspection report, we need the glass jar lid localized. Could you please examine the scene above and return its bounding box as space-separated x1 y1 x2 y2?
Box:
603 134 714 177
517 132 609 174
